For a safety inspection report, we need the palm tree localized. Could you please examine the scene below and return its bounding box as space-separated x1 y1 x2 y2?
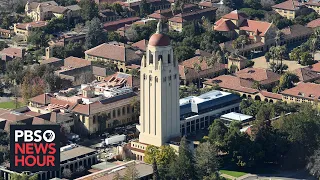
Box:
193 63 202 88
269 46 277 64
310 37 318 60
275 30 282 46
276 46 286 73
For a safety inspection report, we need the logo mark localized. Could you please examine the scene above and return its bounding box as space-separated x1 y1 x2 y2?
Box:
10 125 60 172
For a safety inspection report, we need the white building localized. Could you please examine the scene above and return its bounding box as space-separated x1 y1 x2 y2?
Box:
180 91 241 135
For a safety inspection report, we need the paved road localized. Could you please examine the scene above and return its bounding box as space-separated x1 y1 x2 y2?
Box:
240 169 317 180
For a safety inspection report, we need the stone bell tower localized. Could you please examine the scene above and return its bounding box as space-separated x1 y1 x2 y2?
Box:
137 21 180 147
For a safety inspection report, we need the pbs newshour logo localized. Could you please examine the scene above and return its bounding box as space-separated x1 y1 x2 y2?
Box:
10 125 60 171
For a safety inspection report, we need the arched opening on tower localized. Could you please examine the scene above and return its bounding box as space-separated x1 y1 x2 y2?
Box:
120 68 123 72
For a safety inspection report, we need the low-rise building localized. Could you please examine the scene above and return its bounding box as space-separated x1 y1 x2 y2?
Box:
227 55 248 72
293 67 320 82
118 0 171 14
305 0 320 15
148 4 198 21
25 1 81 22
85 42 141 72
203 75 283 103
99 9 122 23
0 144 99 180
92 66 108 81
14 21 48 40
49 31 86 47
220 112 253 125
178 54 226 85
54 56 92 86
103 17 140 31
169 7 217 32
0 47 25 61
272 0 303 19
281 82 320 105
180 90 241 135
306 18 320 29
76 160 153 180
0 28 13 38
234 67 280 90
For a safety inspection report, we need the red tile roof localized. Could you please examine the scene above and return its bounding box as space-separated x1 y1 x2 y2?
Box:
29 93 52 105
214 19 238 32
272 0 302 10
281 82 320 100
260 91 282 100
168 7 217 23
131 39 148 51
103 17 140 31
222 10 248 20
85 43 141 62
305 0 320 6
203 75 258 94
64 56 91 68
311 62 320 72
235 68 280 85
307 18 320 28
0 47 24 58
239 20 272 37
293 67 320 82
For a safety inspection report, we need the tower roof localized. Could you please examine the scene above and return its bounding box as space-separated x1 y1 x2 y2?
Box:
148 21 170 47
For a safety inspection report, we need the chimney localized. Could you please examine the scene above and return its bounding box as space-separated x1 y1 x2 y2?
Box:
45 46 53 59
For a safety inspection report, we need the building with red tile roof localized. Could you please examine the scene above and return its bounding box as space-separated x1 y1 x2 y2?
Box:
103 17 140 31
204 74 282 102
281 82 320 104
214 10 274 43
14 21 48 40
85 42 142 72
131 39 148 51
235 68 281 86
0 28 13 38
272 0 303 19
0 47 25 61
168 7 217 32
307 18 320 28
305 0 320 14
148 4 198 21
310 61 320 73
293 67 320 82
179 55 226 85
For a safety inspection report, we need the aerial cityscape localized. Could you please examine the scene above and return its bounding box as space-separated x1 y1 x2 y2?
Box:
1 0 320 179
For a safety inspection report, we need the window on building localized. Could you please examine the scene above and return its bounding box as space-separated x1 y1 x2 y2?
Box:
122 107 126 115
155 76 158 82
168 54 171 64
93 118 96 124
169 76 171 81
149 51 153 64
174 74 177 79
164 77 166 82
113 110 116 117
127 106 130 113
118 109 121 116
158 55 162 61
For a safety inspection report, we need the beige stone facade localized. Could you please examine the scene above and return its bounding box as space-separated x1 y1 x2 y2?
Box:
137 40 180 147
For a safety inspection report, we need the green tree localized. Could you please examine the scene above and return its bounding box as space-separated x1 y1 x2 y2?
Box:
193 62 202 87
195 142 220 178
0 41 8 51
5 58 24 85
123 163 139 180
170 136 196 179
278 72 299 90
139 0 150 17
300 51 313 66
79 0 99 21
144 145 160 164
208 119 228 149
85 18 107 49
27 30 49 48
244 0 261 9
174 46 195 62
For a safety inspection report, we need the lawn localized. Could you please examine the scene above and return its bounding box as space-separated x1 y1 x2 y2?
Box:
220 170 247 177
0 101 23 109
